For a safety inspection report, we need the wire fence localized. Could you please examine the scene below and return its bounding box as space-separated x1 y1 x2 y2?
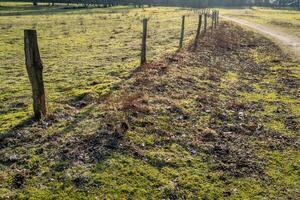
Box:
0 7 219 126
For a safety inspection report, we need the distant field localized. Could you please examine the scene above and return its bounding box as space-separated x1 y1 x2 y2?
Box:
221 7 300 37
0 2 200 132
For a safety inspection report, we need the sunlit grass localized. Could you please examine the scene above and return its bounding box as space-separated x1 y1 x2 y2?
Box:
220 7 300 37
0 4 202 132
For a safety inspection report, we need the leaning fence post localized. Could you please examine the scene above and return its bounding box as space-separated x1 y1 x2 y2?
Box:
204 13 207 33
24 30 46 120
215 11 217 26
141 18 147 65
195 14 202 46
214 11 218 28
179 15 185 49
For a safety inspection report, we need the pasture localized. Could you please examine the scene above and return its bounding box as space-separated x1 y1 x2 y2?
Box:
0 3 299 199
0 3 200 132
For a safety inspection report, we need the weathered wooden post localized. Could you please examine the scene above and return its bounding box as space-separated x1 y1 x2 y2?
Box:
195 14 202 43
141 18 147 65
204 13 207 33
214 11 218 28
216 11 218 25
24 30 46 120
211 11 215 32
214 11 217 29
179 15 185 49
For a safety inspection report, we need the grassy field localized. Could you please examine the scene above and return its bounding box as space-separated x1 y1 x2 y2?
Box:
0 21 299 199
220 7 300 37
0 2 201 132
0 3 299 199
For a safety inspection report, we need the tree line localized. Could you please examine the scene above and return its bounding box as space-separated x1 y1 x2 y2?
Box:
7 0 300 9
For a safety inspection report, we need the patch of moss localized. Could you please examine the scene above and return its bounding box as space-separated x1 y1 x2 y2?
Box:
258 149 300 199
0 109 31 132
256 103 278 117
222 177 265 199
265 119 294 136
93 153 173 199
289 104 300 116
0 188 14 199
240 91 298 104
125 130 155 146
249 48 274 64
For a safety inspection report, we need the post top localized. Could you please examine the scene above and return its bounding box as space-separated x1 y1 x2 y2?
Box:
24 29 37 33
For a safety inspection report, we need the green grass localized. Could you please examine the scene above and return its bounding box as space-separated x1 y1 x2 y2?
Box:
0 3 299 199
220 7 300 37
0 3 201 132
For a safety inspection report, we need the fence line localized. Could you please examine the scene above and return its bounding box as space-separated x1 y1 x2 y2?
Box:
22 9 220 119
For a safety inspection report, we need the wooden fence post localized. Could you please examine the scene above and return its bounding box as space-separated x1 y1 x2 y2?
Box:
179 15 185 49
195 14 202 44
215 11 218 26
204 13 207 33
214 11 218 28
24 30 46 120
214 11 216 29
141 18 147 65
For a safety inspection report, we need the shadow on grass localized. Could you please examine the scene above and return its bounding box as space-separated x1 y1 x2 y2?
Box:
0 116 35 140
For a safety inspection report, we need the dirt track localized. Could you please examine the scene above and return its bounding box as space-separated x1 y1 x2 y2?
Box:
222 16 300 59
